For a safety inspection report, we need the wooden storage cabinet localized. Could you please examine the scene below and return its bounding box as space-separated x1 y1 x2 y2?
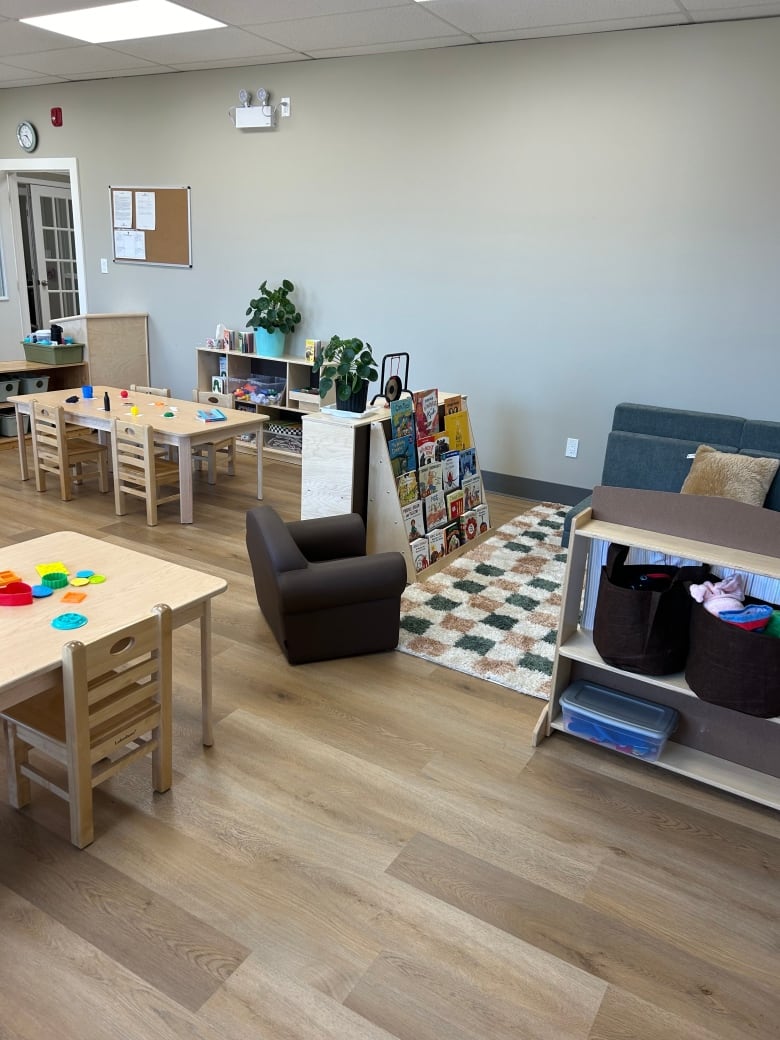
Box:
0 359 88 437
535 485 780 809
196 347 322 463
56 313 149 388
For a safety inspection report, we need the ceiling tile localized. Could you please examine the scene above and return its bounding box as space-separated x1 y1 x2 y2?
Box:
6 44 160 76
176 0 405 25
0 0 107 15
0 19 83 56
419 0 683 35
109 26 295 62
307 35 473 57
474 13 689 41
248 6 465 51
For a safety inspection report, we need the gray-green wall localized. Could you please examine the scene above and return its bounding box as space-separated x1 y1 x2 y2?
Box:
1 18 778 498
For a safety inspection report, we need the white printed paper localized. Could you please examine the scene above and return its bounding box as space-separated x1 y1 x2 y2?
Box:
112 189 132 228
114 228 146 260
135 191 156 230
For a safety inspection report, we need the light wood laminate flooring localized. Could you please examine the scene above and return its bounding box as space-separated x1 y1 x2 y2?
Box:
0 443 777 1040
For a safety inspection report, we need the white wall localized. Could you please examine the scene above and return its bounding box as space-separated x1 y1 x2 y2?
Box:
0 18 778 498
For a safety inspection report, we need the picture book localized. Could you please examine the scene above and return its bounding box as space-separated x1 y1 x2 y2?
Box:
416 435 437 468
462 473 482 512
396 470 419 506
443 521 461 555
402 499 425 543
304 338 321 363
474 503 490 533
388 434 416 478
442 451 461 492
390 397 414 440
433 432 451 461
410 536 430 573
427 527 445 563
418 461 442 498
424 489 447 531
196 407 226 422
443 394 464 415
444 410 471 452
460 447 477 480
413 388 440 442
446 488 465 521
459 511 479 542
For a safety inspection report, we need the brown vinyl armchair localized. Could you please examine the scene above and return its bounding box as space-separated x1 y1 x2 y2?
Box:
246 506 408 665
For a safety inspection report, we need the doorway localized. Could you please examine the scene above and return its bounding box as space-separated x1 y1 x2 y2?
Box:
0 157 87 343
18 180 79 330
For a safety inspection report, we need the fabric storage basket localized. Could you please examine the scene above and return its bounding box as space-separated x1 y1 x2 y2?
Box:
592 543 710 675
685 602 780 717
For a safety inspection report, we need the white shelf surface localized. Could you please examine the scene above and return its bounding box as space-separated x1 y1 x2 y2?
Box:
550 715 780 810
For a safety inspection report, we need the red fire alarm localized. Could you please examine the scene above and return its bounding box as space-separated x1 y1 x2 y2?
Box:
50 107 63 127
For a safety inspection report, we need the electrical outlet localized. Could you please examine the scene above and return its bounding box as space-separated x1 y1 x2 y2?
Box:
279 97 291 118
565 437 579 458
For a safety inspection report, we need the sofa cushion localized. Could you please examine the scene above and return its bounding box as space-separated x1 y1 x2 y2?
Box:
681 445 780 506
612 403 745 446
601 431 737 494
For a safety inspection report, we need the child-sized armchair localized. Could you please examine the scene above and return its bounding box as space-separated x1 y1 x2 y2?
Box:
245 506 407 664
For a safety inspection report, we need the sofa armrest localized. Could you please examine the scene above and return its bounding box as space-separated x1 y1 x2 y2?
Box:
562 495 592 548
279 552 406 613
286 513 367 561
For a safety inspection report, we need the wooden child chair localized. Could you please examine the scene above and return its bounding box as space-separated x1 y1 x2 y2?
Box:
111 418 180 525
30 401 110 501
191 390 236 484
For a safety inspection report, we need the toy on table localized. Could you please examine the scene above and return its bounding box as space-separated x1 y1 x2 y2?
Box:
120 389 129 400
0 582 32 606
130 405 139 416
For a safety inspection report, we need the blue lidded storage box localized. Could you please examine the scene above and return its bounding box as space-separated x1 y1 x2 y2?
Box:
559 681 678 762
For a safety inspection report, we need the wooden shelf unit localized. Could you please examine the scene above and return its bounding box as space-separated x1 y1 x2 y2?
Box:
196 347 328 463
0 359 88 437
534 485 780 810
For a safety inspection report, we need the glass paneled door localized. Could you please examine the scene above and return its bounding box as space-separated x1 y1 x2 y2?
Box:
30 184 79 327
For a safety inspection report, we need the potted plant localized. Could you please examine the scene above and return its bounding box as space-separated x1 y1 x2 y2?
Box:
246 278 301 357
313 336 379 413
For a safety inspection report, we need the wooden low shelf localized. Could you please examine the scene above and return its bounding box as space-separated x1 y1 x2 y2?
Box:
535 485 780 810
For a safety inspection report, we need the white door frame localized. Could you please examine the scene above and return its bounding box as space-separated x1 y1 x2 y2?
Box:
0 157 87 335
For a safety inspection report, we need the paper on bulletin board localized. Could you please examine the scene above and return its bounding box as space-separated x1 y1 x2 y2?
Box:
114 228 146 260
135 191 156 230
112 189 132 228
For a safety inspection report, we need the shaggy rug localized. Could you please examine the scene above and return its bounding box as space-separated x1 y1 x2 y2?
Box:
397 502 568 698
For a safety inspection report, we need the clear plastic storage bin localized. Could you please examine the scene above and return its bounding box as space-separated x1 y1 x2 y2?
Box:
559 681 678 762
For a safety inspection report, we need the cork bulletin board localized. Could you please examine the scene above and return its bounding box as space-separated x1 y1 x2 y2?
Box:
110 185 191 267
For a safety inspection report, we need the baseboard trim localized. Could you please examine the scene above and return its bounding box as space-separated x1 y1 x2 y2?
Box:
482 471 589 507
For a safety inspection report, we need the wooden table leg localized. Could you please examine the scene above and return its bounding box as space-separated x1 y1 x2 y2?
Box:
200 601 214 746
178 437 194 523
256 426 264 500
15 406 29 480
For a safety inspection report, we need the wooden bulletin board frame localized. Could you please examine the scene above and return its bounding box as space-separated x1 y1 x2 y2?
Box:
110 185 191 267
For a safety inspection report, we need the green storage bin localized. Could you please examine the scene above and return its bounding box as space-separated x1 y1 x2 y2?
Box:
22 342 84 365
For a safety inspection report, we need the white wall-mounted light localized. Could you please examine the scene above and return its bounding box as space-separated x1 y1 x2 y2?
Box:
229 88 284 130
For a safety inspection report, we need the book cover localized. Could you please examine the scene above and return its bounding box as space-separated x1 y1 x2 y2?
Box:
459 510 479 542
444 410 472 452
413 388 440 442
196 407 226 422
388 434 416 478
443 520 461 555
410 536 430 573
396 470 419 506
402 499 425 543
390 397 414 440
462 473 482 511
460 447 477 480
428 527 445 563
433 432 451 461
474 502 490 533
424 489 447 530
416 435 436 468
442 451 461 492
443 394 464 415
305 338 321 364
418 461 442 498
446 488 465 520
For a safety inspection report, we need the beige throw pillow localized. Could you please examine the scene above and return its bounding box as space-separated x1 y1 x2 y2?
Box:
681 445 779 506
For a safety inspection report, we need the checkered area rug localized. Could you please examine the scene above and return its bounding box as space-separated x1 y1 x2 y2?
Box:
397 503 568 699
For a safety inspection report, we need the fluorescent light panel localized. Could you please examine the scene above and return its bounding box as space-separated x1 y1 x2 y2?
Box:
22 0 225 44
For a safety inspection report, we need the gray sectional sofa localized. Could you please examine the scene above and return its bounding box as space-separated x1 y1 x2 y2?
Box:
562 402 780 547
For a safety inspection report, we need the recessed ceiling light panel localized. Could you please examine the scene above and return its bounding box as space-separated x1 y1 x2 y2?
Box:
22 0 226 44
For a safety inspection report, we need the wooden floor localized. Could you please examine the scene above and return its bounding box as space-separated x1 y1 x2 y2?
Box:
0 442 778 1040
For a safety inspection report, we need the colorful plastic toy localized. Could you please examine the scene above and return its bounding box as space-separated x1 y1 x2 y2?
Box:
0 582 33 606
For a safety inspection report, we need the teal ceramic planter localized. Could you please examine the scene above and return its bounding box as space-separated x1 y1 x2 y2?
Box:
253 328 285 357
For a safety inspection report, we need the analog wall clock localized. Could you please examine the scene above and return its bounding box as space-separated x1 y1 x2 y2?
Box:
17 120 38 152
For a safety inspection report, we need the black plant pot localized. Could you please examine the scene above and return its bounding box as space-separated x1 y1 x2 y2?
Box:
336 381 368 414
